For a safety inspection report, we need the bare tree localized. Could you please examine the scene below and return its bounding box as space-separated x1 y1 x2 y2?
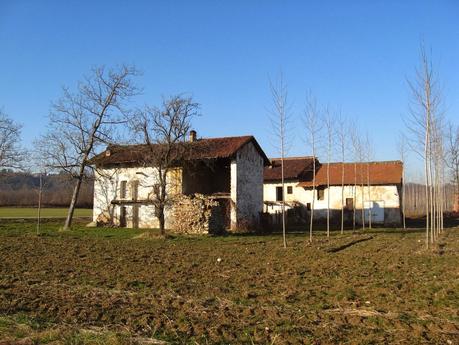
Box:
356 134 366 230
405 45 442 248
446 122 459 209
397 133 408 230
365 133 373 229
36 171 47 235
336 113 347 234
431 116 446 237
38 65 140 230
324 108 334 237
268 73 292 248
350 124 360 230
0 109 24 169
132 95 200 236
304 93 322 242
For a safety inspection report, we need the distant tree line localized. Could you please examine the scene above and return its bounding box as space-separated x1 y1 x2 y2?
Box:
0 170 93 207
404 182 455 217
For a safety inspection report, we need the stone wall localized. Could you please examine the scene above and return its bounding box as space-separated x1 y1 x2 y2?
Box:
170 194 225 234
230 142 264 231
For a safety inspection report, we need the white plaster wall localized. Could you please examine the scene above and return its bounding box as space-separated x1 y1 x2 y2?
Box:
231 142 264 229
263 181 309 212
263 183 400 223
93 166 179 228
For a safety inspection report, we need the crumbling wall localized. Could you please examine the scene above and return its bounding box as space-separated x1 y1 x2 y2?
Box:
170 194 224 234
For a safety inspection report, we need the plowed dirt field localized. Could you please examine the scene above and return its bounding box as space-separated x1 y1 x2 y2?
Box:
0 221 458 344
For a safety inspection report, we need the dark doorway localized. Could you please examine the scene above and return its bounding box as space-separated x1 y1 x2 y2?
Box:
132 205 139 228
276 186 284 201
346 198 354 210
120 206 127 227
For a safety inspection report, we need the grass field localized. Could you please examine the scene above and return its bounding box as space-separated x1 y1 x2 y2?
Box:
0 220 458 344
0 207 92 218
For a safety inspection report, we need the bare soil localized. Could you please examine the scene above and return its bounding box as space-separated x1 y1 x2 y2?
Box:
0 222 458 344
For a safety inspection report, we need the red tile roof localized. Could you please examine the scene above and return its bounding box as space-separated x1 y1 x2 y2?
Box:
264 157 316 181
297 161 403 187
91 136 270 166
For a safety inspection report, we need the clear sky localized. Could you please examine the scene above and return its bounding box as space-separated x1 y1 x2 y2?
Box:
0 1 458 175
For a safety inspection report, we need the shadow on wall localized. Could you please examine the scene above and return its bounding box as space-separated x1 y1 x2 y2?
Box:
93 169 120 226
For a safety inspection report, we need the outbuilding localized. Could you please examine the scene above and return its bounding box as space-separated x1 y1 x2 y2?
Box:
263 157 403 226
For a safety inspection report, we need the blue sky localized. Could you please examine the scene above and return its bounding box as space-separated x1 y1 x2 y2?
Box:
0 1 458 175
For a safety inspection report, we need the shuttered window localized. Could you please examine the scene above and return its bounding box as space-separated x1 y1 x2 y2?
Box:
131 180 139 201
120 181 127 199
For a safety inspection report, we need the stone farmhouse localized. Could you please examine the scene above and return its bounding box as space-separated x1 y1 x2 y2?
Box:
90 133 269 232
263 157 403 226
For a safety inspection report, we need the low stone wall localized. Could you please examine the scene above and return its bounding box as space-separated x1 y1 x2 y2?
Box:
170 194 225 235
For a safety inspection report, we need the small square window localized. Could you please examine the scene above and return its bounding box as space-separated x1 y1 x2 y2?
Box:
131 180 139 200
346 198 354 210
287 186 293 194
120 181 127 199
317 188 325 201
276 186 283 201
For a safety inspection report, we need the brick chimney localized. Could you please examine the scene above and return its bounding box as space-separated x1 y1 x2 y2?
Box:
189 130 197 142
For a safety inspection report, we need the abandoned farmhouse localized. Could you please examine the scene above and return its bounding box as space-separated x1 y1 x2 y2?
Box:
91 134 269 232
91 133 403 232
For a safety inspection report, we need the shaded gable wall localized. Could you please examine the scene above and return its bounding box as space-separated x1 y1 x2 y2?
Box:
231 142 264 230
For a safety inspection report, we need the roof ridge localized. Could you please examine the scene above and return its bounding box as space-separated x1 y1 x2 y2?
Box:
325 160 403 165
270 156 316 161
107 135 254 149
199 135 253 140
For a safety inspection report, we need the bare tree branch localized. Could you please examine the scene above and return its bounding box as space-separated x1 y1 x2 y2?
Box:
0 109 25 170
130 95 200 235
36 64 141 230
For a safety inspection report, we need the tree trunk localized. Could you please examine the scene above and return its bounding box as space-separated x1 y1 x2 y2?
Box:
424 126 430 249
353 163 357 230
159 175 167 236
63 174 83 230
158 205 165 236
401 167 406 230
36 174 43 235
361 174 365 230
309 157 316 242
367 163 372 229
326 160 330 238
281 158 287 248
341 161 344 234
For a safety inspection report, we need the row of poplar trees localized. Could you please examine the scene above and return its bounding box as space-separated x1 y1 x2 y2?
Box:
269 44 458 249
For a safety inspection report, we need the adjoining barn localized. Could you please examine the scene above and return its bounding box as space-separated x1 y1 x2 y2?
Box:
90 133 269 233
263 157 403 226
